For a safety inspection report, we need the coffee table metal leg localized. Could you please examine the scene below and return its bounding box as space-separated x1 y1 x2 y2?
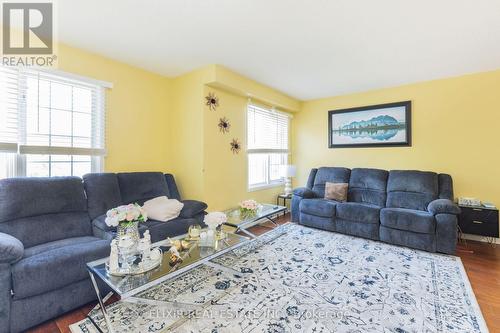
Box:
237 227 257 238
89 271 114 333
267 216 279 227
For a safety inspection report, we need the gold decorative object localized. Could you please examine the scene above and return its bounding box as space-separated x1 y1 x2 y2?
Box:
205 92 219 111
218 117 230 133
230 138 241 154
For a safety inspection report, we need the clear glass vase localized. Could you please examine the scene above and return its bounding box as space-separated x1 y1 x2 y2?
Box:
116 221 140 242
116 221 140 270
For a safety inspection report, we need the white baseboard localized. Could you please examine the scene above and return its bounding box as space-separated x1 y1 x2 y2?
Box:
461 233 500 244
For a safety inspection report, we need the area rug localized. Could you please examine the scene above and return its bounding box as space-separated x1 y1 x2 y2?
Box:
70 223 488 333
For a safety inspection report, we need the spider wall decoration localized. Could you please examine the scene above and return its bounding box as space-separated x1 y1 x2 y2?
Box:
230 138 241 154
205 92 219 111
218 117 231 133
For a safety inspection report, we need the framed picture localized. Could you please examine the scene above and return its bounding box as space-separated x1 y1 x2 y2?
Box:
328 101 411 148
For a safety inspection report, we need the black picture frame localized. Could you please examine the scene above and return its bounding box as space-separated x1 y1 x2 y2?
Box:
328 101 412 148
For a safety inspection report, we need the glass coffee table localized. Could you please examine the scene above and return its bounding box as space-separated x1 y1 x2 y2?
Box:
224 203 286 238
86 231 249 333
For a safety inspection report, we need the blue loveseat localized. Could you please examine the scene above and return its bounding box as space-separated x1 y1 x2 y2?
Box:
0 172 207 332
292 167 460 254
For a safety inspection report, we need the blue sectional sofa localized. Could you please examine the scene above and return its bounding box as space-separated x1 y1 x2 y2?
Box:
292 167 460 254
83 172 207 242
0 172 207 333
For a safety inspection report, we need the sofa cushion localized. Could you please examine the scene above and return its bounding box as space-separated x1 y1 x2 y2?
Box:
348 168 388 207
12 237 110 299
311 167 351 198
0 212 93 249
164 174 182 201
0 177 92 248
83 173 122 220
380 208 436 234
0 177 87 223
336 202 381 224
386 170 439 211
117 172 170 205
179 200 208 219
300 199 337 218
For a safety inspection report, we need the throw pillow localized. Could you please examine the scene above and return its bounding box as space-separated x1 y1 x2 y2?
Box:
143 196 184 222
324 182 348 202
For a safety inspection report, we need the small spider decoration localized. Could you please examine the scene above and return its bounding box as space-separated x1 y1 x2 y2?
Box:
230 138 241 154
218 117 231 134
205 92 219 111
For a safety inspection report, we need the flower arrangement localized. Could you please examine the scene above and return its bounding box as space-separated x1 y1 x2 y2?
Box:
204 212 227 229
239 199 259 216
105 203 148 227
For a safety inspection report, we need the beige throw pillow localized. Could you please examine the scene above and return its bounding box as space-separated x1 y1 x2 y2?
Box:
324 182 348 202
143 196 184 222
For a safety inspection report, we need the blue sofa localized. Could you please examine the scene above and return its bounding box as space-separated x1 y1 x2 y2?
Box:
292 167 460 254
0 172 207 332
83 172 207 242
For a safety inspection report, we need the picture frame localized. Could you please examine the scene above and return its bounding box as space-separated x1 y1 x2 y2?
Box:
328 101 411 148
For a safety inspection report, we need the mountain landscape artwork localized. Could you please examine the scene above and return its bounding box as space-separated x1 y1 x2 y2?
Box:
328 101 411 148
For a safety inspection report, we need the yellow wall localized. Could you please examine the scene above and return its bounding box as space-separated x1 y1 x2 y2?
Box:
57 43 172 173
169 66 214 201
169 65 299 210
293 70 500 207
202 86 289 211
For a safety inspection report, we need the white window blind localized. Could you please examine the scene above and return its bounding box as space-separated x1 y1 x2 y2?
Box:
247 104 290 189
0 66 108 178
0 66 19 153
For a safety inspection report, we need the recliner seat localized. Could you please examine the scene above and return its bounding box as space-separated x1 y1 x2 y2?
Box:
292 167 460 254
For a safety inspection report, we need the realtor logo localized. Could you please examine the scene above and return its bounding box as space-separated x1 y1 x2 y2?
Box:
1 1 56 66
2 2 53 54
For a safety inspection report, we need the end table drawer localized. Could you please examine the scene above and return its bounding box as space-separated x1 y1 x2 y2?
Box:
458 206 499 237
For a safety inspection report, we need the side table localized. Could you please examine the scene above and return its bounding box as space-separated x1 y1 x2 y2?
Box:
276 193 292 216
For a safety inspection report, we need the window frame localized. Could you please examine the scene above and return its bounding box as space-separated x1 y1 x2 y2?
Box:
246 103 290 191
0 67 110 179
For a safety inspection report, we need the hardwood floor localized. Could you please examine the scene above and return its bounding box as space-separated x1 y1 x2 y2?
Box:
27 214 500 333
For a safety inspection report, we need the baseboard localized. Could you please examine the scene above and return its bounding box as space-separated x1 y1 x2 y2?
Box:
461 233 500 244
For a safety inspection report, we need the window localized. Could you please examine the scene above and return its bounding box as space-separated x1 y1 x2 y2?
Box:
247 104 290 190
0 66 107 178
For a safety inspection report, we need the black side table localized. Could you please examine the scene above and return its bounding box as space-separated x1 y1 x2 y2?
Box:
458 204 499 246
276 193 292 216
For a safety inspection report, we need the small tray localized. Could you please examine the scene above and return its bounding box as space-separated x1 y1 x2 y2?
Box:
106 249 163 277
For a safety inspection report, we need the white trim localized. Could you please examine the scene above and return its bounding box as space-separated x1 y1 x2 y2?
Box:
247 148 289 154
248 181 285 192
19 145 107 156
247 100 293 119
35 68 113 89
0 142 18 153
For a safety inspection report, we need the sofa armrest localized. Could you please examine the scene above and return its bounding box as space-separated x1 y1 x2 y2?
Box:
293 187 315 199
0 232 24 264
91 215 115 240
179 200 208 218
427 199 461 215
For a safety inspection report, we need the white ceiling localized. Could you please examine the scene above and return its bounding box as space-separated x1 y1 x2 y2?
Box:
58 0 500 100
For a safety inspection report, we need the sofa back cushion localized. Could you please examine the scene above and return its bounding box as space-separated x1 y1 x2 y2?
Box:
312 167 351 198
83 173 123 220
164 174 181 201
438 173 454 200
348 168 388 207
0 177 91 247
117 172 171 205
386 170 439 211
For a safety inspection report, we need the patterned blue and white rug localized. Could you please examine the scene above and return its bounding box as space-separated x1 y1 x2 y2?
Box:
71 223 488 333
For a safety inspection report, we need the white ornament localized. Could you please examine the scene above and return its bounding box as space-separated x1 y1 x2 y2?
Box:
109 239 119 273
